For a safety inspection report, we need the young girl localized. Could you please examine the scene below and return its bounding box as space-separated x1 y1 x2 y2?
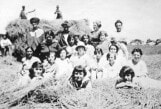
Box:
91 48 104 81
68 66 92 90
43 51 58 80
115 66 140 89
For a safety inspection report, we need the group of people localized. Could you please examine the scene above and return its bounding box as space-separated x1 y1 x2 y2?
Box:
13 16 161 93
2 16 160 106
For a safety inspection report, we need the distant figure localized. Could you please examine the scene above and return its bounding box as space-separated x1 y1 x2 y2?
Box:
19 6 35 19
54 5 63 19
0 34 12 56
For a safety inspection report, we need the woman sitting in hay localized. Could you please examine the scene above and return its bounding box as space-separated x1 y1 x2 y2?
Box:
101 53 123 79
7 62 52 107
90 48 104 81
43 51 58 80
81 34 95 57
55 48 73 80
66 33 77 57
68 66 92 90
70 43 93 78
128 48 161 89
18 47 41 88
90 21 102 47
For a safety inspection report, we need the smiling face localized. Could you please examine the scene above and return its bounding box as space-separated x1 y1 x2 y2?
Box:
74 71 84 82
124 74 132 81
132 51 141 64
60 49 67 60
109 45 117 54
34 67 43 77
48 52 56 64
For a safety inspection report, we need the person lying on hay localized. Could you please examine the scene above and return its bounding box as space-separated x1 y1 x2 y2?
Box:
7 61 56 107
115 66 141 89
68 65 92 90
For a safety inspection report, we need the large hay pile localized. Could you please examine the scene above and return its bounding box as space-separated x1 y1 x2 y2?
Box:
6 19 91 42
5 19 91 61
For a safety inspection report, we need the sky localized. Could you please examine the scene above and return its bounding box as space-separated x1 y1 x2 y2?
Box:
0 0 161 41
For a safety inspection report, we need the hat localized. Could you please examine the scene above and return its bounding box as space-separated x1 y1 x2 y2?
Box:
61 20 70 27
30 17 40 24
75 42 86 51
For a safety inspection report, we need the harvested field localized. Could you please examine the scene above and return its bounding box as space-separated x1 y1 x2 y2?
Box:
0 45 161 109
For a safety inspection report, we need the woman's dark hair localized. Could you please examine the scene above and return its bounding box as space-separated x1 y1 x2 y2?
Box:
81 34 91 44
119 66 135 80
109 44 119 53
30 17 40 24
94 48 104 55
71 66 87 78
131 48 143 56
25 47 34 53
58 47 68 58
45 30 55 39
67 34 77 46
29 61 45 79
106 53 116 60
115 20 123 27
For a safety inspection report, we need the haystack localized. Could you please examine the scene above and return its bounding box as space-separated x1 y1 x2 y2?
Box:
5 19 91 61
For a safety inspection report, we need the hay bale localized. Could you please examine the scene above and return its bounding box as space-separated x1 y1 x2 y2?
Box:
5 19 91 60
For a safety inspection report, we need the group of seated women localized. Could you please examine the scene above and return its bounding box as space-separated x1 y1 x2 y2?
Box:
15 32 161 92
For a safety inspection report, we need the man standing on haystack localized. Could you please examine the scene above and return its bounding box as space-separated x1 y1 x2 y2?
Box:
54 5 63 19
19 6 35 19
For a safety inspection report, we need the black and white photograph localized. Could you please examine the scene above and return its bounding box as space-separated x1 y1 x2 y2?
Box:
0 0 161 108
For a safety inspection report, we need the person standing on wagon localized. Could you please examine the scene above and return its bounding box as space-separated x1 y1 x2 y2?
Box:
19 6 35 19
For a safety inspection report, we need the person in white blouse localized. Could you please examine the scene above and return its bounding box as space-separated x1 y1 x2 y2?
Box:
128 48 161 89
81 34 95 57
102 53 123 79
55 48 73 80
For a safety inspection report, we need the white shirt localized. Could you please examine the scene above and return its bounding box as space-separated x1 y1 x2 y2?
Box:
70 53 92 68
55 58 73 79
0 38 12 48
128 60 148 77
110 31 129 44
85 44 95 57
30 28 44 38
102 60 123 79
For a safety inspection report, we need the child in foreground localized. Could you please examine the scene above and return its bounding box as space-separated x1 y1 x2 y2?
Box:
115 66 141 89
68 66 92 90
